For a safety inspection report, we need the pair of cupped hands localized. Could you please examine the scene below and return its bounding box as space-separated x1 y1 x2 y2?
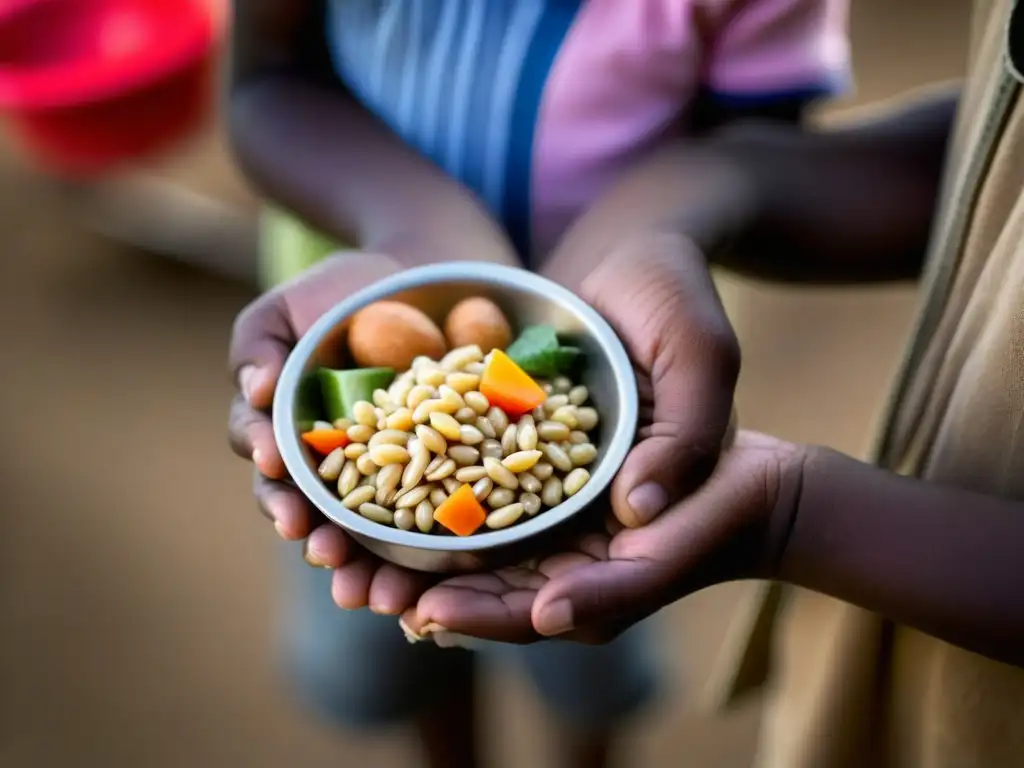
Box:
228 232 806 645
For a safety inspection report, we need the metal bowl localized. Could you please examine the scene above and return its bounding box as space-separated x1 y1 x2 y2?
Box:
273 262 638 573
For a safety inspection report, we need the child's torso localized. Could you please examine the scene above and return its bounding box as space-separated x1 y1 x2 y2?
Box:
325 0 844 261
327 0 705 261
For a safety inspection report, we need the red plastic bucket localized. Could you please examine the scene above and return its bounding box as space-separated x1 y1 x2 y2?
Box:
0 0 222 178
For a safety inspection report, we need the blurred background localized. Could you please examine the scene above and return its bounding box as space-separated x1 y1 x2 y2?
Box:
0 0 969 766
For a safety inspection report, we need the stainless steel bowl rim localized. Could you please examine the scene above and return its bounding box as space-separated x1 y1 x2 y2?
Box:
273 261 639 553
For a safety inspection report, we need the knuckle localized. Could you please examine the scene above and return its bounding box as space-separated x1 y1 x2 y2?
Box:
228 392 247 422
227 397 256 456
253 489 275 523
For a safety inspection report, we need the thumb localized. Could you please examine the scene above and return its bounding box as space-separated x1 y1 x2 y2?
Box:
616 403 740 527
532 435 769 638
531 557 673 637
229 251 402 408
582 234 739 528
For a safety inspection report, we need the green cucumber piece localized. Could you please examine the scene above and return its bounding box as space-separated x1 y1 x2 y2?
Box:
506 325 582 377
318 367 395 422
507 325 559 360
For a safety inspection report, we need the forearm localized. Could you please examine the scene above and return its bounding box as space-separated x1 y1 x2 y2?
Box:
775 447 1024 667
228 1 518 268
230 77 517 266
545 88 956 286
715 90 956 282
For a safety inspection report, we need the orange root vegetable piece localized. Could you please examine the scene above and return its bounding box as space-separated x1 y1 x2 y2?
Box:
444 297 513 352
479 349 547 420
347 301 448 371
433 484 487 537
301 429 351 455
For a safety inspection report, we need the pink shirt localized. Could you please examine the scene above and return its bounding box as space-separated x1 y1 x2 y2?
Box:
328 0 851 260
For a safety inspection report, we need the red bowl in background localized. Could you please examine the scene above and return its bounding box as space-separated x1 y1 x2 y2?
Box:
0 0 222 177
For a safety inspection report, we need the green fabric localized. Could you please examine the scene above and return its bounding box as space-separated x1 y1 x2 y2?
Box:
259 207 343 289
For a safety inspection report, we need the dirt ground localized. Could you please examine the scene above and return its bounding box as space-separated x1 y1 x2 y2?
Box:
0 2 970 766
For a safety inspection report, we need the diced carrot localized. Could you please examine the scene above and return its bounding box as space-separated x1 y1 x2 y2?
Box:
479 349 547 420
301 429 351 455
433 484 487 537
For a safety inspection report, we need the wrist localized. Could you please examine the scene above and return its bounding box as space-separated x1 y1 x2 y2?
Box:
377 227 518 269
653 139 761 259
368 194 521 270
542 138 760 285
756 439 817 581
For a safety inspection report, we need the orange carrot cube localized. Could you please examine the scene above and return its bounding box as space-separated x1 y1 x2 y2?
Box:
479 350 547 420
301 428 351 455
433 484 488 537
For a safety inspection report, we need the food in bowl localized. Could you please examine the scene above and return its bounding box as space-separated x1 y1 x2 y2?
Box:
298 297 600 538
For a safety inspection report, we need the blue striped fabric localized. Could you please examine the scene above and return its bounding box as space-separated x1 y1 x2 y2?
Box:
326 0 583 262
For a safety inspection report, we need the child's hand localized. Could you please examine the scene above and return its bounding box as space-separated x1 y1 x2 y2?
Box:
394 235 746 641
228 252 401 536
400 430 806 643
228 251 440 611
560 231 740 529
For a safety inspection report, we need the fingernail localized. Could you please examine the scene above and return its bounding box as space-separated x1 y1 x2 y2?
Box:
370 599 399 616
626 483 669 525
536 599 574 635
239 365 258 403
303 546 330 569
273 520 289 539
399 617 424 643
433 631 481 650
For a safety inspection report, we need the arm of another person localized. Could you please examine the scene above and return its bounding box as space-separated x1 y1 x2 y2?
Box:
228 0 518 266
544 0 953 287
548 90 955 286
509 433 1024 666
768 445 1024 667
